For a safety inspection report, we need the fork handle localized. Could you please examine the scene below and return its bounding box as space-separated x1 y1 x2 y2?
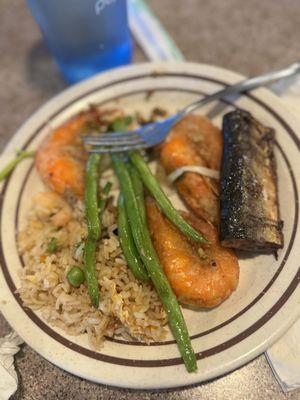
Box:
179 61 300 118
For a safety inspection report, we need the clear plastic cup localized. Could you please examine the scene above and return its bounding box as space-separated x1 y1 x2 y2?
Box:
27 0 133 84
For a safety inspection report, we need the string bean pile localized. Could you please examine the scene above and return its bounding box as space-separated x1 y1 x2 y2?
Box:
105 115 200 372
112 153 197 372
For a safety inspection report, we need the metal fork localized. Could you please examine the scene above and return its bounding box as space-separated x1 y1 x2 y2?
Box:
83 61 300 153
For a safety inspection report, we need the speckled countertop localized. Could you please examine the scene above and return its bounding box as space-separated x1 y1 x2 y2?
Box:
1 0 300 399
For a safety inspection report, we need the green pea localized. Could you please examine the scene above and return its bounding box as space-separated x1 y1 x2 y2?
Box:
47 237 58 253
67 266 85 288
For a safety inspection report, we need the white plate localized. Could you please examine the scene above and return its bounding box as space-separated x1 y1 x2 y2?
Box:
0 62 299 390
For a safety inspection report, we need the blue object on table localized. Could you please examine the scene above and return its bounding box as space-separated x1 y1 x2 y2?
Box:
27 0 133 84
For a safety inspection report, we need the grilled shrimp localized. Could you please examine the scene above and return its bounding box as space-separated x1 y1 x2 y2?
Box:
35 108 120 198
146 197 239 308
35 112 90 198
159 114 222 226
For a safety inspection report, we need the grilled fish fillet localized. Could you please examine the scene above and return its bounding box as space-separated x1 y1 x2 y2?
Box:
220 110 283 252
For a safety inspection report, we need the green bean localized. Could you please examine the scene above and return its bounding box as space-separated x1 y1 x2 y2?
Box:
84 169 110 304
129 151 207 244
109 116 133 132
85 154 102 241
118 193 149 282
0 150 35 182
67 266 85 288
128 163 147 223
112 154 197 373
98 181 112 214
84 237 99 308
129 151 207 243
84 153 102 307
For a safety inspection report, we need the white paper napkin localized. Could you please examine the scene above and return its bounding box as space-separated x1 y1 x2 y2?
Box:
266 319 300 392
0 331 23 400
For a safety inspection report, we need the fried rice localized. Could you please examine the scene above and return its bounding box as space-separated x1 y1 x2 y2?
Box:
17 189 168 349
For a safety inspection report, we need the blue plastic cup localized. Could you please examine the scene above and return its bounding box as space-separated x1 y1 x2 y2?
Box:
27 0 133 84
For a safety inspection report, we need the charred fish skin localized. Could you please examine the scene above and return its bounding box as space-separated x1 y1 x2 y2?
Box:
220 110 283 252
